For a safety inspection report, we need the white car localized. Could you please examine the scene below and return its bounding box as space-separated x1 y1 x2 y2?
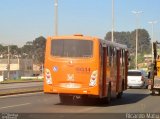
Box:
127 70 148 88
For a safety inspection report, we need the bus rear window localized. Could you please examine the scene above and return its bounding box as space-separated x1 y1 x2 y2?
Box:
51 39 93 57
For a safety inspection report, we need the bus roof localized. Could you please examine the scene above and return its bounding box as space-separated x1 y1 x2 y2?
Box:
48 34 99 40
101 40 128 50
48 34 128 50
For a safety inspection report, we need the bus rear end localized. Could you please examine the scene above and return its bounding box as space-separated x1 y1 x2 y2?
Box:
44 35 100 102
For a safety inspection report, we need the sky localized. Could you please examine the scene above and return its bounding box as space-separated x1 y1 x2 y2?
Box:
0 0 160 47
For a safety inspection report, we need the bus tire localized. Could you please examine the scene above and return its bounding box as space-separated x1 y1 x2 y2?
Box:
117 92 123 99
151 90 155 95
117 81 124 98
145 85 148 89
158 90 160 95
106 85 111 104
128 86 132 89
59 94 73 104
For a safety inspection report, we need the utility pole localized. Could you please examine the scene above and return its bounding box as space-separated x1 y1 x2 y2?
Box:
54 0 58 36
132 10 143 69
111 0 114 42
148 21 158 63
41 63 44 76
7 45 10 80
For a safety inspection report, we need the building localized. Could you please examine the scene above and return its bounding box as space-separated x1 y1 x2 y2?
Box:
0 59 34 80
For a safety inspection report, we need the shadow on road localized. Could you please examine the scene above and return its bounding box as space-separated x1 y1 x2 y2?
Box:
55 89 150 107
107 92 149 107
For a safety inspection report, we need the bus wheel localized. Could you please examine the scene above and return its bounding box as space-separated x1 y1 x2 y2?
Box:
151 90 155 95
78 95 90 105
117 92 123 99
59 94 73 104
117 82 124 99
106 85 111 104
145 85 148 89
158 90 160 95
128 86 132 89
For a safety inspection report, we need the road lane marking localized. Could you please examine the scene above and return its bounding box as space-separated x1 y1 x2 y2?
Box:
76 107 99 113
0 103 31 110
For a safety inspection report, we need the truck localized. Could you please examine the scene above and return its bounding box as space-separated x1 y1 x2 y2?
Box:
148 41 160 95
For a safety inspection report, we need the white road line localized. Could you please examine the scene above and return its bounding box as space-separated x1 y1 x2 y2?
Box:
0 103 31 110
76 107 99 113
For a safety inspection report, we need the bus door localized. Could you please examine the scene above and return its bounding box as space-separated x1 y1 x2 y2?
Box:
102 47 107 96
124 51 128 90
116 49 120 92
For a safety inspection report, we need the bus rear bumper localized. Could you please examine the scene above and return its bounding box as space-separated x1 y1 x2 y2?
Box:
50 86 99 96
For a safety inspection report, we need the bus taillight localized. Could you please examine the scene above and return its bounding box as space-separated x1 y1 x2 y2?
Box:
89 70 98 87
45 69 52 85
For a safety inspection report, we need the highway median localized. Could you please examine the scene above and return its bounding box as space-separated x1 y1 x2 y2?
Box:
0 80 43 96
0 87 43 96
0 79 43 84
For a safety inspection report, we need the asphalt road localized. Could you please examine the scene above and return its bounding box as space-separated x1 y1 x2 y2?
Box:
0 82 43 90
0 89 159 119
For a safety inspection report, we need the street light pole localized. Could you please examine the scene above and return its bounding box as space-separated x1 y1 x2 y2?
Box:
132 11 143 70
148 21 158 63
54 0 58 36
7 45 10 80
111 0 114 42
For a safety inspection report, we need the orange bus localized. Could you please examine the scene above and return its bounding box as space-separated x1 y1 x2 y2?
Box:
44 34 128 104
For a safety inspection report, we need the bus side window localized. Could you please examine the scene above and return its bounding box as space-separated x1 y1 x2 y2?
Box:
120 49 122 66
123 49 125 66
100 44 103 66
122 49 125 76
108 46 112 66
121 49 124 66
106 46 109 66
110 47 114 67
113 47 116 67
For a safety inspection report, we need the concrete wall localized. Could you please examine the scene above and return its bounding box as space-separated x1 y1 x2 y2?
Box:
0 59 34 79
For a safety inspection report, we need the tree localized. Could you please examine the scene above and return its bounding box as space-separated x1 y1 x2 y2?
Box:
0 36 46 64
105 31 131 49
105 29 151 69
105 29 151 54
0 44 6 54
21 43 33 59
9 45 21 58
32 36 46 64
130 29 151 54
